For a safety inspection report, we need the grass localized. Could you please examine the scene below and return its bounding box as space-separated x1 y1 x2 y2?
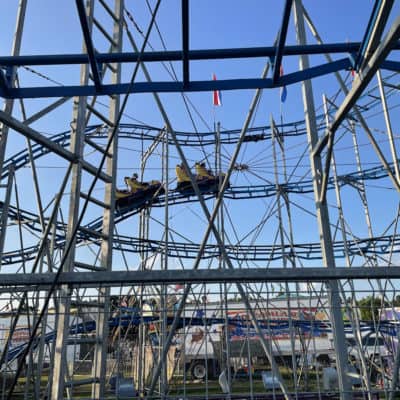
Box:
5 369 400 399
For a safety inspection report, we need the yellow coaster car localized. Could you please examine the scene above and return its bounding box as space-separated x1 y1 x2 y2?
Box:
116 174 164 208
175 163 228 193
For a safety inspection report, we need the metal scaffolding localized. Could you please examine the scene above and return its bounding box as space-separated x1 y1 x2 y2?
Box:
1 1 400 399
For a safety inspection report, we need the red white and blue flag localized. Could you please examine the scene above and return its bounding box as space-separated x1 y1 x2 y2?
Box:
280 65 287 103
212 73 222 106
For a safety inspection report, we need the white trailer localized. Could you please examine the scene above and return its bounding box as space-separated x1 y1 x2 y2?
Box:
0 312 81 371
177 295 334 379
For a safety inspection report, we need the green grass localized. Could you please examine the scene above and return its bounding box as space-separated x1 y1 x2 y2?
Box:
5 370 400 399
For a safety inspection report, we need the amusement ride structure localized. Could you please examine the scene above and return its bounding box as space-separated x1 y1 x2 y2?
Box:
1 1 400 399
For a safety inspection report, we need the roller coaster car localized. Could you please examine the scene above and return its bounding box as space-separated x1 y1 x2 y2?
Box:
116 175 164 208
175 163 229 193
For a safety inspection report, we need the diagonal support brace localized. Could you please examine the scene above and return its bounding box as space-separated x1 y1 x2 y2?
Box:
315 15 400 203
75 0 102 92
314 15 400 158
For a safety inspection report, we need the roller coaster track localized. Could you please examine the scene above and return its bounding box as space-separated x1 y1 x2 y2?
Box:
0 120 312 180
1 162 397 264
1 113 398 264
3 158 395 235
2 71 395 181
87 161 397 230
1 155 399 264
4 313 398 365
2 230 398 266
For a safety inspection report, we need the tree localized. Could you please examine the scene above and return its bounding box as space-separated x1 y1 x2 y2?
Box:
356 296 388 321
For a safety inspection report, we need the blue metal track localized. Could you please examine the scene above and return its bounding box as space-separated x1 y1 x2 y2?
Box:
0 43 381 67
1 76 399 263
2 70 396 179
1 156 399 265
1 120 312 180
4 312 398 365
0 58 353 99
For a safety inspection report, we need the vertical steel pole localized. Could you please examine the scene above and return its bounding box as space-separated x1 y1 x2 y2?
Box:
51 0 92 396
0 1 22 335
270 117 299 389
137 221 146 396
216 122 232 393
377 69 400 184
0 166 14 264
0 0 27 175
349 121 375 250
91 1 123 398
293 1 351 398
323 95 373 397
160 128 169 396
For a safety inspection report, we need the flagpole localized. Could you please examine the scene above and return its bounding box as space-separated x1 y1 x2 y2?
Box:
279 65 286 129
212 72 221 133
213 104 216 134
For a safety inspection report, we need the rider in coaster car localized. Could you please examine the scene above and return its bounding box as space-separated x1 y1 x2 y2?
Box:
175 164 191 183
124 173 149 193
195 162 214 180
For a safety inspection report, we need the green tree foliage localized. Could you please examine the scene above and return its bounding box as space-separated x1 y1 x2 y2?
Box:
356 296 388 321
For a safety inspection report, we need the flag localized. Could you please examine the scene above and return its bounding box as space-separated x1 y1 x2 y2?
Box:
280 65 287 103
212 73 222 106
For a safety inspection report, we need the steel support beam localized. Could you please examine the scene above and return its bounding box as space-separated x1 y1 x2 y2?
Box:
356 0 394 70
0 0 27 175
314 15 400 157
1 267 399 288
293 1 351 398
302 4 400 208
181 0 189 88
0 57 351 98
0 109 111 182
1 42 400 67
23 97 70 125
272 0 293 83
316 15 400 202
91 0 123 396
0 166 14 265
51 10 92 394
381 59 400 71
377 69 400 183
75 0 102 91
0 69 9 94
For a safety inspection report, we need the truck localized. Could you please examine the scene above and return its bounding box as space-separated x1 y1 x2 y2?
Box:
346 331 390 364
0 312 81 372
177 295 335 379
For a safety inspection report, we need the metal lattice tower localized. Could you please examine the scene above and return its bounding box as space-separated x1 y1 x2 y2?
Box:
0 1 400 399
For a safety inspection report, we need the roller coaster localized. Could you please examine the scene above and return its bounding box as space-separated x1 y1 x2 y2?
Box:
2 1 400 399
4 312 399 367
1 130 399 267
